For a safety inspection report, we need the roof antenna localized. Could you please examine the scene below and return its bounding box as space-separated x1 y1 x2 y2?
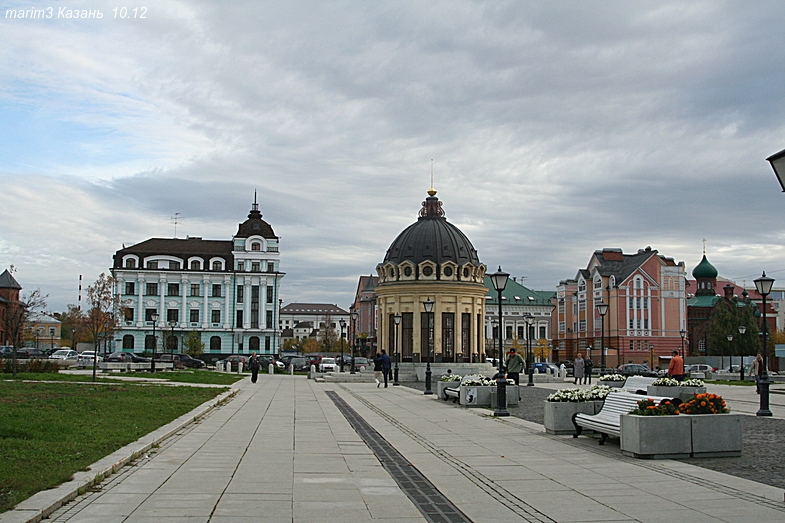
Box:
252 189 259 211
428 158 437 196
171 212 182 238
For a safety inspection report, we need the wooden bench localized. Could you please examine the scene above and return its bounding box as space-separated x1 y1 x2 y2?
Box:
621 376 657 394
572 391 678 445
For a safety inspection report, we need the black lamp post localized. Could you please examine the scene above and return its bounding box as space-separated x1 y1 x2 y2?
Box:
524 313 534 386
150 312 159 373
393 313 401 386
491 319 499 365
490 267 510 417
754 272 774 416
679 328 686 360
738 325 747 381
339 319 346 372
597 302 608 372
350 311 358 374
169 320 177 357
725 334 732 371
422 298 434 395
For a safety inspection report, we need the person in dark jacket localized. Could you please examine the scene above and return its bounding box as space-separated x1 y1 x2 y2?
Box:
373 353 384 387
249 352 260 383
583 357 593 384
380 349 392 387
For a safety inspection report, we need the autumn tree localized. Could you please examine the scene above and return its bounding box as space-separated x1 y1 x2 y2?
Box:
58 304 86 348
83 273 121 381
533 339 550 362
183 331 205 357
317 314 339 350
2 288 47 377
300 337 320 353
707 298 759 367
282 338 299 353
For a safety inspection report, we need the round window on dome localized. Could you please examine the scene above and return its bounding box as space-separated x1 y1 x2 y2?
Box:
463 268 470 278
404 267 412 277
443 267 453 277
422 266 433 277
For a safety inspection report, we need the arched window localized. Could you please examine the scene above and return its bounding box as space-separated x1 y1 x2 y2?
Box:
635 277 643 290
251 242 261 251
123 335 135 349
145 335 156 351
190 260 201 270
210 336 221 352
212 261 222 271
249 336 260 351
125 259 136 269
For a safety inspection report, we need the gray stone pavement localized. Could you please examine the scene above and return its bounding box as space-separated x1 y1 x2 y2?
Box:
5 375 785 523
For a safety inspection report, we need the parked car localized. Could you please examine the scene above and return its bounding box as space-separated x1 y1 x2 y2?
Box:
49 349 78 360
77 351 103 364
353 357 369 371
105 352 150 363
279 355 297 367
530 362 559 374
617 363 657 377
306 355 322 367
319 357 338 373
15 348 45 359
290 357 309 371
159 353 206 369
684 364 715 375
0 346 15 358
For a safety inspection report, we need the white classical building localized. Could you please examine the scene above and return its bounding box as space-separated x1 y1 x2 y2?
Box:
110 199 284 356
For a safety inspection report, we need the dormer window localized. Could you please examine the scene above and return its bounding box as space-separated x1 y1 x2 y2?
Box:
125 259 136 269
251 242 261 251
212 261 222 271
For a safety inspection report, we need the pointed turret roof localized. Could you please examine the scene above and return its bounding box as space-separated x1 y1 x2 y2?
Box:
0 269 22 290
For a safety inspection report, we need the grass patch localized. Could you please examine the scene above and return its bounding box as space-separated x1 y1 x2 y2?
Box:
115 370 245 385
1 372 119 383
0 381 226 513
706 380 756 386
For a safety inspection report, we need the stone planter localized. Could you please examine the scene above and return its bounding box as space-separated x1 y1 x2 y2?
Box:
689 413 742 457
646 385 707 402
598 380 624 388
490 387 520 408
460 385 494 407
544 401 601 435
436 380 462 398
620 414 692 459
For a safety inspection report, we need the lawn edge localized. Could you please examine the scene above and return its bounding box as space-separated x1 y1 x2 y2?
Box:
0 385 239 523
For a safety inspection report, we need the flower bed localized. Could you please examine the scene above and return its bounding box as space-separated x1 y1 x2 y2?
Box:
544 385 613 434
598 374 625 387
647 377 706 401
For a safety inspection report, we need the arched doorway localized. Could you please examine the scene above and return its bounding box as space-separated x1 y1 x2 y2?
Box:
210 336 221 352
249 336 260 352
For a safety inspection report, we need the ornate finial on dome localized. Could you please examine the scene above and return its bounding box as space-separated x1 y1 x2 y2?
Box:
428 187 437 196
702 238 706 255
248 191 263 219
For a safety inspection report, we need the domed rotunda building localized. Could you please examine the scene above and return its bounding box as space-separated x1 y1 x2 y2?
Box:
375 188 487 363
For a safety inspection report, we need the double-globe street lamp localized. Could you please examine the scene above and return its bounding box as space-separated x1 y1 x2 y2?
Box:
596 302 608 372
490 267 510 417
754 272 774 417
393 313 402 386
339 319 346 372
524 313 534 386
422 298 434 395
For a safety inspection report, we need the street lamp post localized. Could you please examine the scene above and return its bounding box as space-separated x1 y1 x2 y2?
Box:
754 272 774 416
524 313 534 386
339 319 346 372
169 320 177 357
422 298 434 395
738 325 747 381
491 319 499 365
150 312 159 373
597 302 608 372
490 267 510 417
393 313 402 386
725 334 732 371
350 312 358 375
679 328 686 360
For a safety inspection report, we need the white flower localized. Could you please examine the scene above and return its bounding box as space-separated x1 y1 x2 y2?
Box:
599 374 626 382
681 378 704 387
652 377 680 386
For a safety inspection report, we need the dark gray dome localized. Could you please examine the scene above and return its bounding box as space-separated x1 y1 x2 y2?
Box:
383 191 481 266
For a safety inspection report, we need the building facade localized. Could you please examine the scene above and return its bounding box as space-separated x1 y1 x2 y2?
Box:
553 247 686 369
349 275 378 355
0 269 22 346
375 188 487 363
111 199 283 356
280 303 350 339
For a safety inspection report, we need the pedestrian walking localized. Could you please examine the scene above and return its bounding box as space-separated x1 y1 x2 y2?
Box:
573 353 584 385
751 351 764 393
583 357 593 384
249 352 260 383
380 349 392 387
373 353 384 387
667 350 684 381
506 348 525 399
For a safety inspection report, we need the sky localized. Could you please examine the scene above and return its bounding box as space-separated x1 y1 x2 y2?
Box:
3 1 785 312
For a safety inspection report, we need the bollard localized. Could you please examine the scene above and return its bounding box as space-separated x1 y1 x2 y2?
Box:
289 364 294 375
237 362 243 373
269 363 274 374
310 364 316 374
216 361 223 372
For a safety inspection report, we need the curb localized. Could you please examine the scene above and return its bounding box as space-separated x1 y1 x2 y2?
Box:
0 386 239 523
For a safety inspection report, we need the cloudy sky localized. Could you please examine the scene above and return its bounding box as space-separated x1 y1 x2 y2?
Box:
3 0 785 312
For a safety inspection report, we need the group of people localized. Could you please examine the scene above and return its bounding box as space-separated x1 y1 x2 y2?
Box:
572 353 594 385
373 349 392 387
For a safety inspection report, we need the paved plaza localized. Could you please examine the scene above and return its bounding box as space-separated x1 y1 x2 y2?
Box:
3 375 785 523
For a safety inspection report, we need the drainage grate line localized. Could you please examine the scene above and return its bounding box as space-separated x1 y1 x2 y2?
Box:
326 390 473 523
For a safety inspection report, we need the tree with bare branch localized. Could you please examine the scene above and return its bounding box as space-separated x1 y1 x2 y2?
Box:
83 273 121 381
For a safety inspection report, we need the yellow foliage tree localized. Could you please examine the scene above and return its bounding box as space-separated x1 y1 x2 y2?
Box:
533 339 550 361
300 337 320 353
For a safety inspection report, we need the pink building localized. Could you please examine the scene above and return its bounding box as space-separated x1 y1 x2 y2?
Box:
553 247 686 370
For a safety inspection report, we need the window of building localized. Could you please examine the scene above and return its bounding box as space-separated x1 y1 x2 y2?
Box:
167 309 178 323
266 286 273 303
442 312 454 362
267 262 274 272
170 261 180 270
517 326 524 338
145 308 158 322
558 321 565 332
558 301 565 313
579 300 586 311
505 325 513 339
210 336 221 352
125 282 135 295
635 277 642 289
237 262 244 271
212 261 222 271
578 281 586 291
265 336 271 352
643 298 648 310
190 309 199 323
266 310 273 326
251 286 259 329
123 335 134 349
573 303 578 314
125 259 136 269
578 320 586 331
167 283 180 296
145 283 158 296
237 285 244 303
123 308 134 322
252 262 260 272
630 340 635 351
190 260 200 270
629 318 634 329
211 310 221 324
147 261 158 269
251 242 261 251
212 284 221 297
594 278 602 289
643 318 649 329
236 310 243 328
190 284 200 297
539 326 546 339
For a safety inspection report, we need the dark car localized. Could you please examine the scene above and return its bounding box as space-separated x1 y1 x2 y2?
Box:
290 357 309 371
529 362 558 374
15 348 45 359
0 346 16 358
159 353 206 369
106 352 150 363
617 363 657 377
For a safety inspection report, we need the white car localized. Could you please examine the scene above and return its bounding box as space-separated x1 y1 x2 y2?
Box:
49 349 78 360
319 357 338 373
77 351 104 364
